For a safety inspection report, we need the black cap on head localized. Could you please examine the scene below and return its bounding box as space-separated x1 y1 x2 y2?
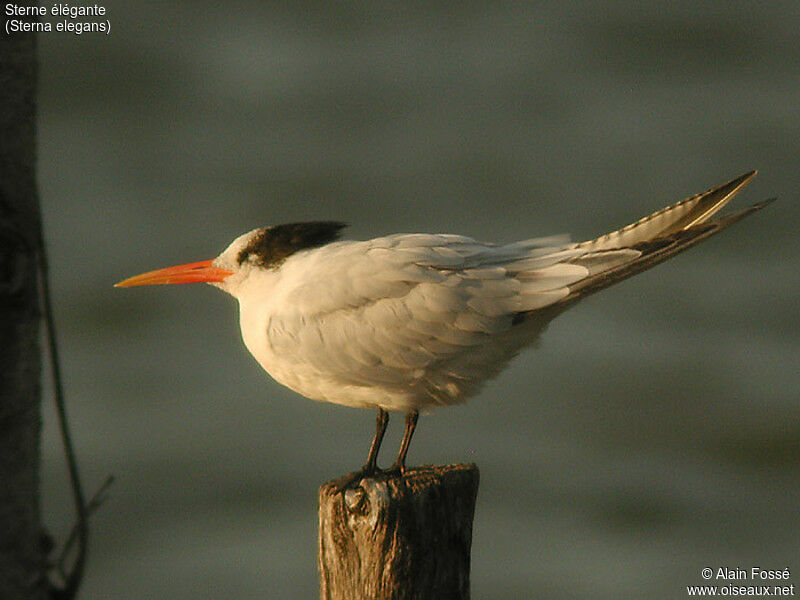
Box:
237 221 347 268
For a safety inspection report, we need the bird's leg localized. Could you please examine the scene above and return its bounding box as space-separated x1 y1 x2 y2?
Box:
333 408 389 492
389 410 419 475
363 407 389 474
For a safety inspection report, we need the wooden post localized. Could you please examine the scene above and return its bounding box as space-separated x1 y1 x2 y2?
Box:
318 464 479 600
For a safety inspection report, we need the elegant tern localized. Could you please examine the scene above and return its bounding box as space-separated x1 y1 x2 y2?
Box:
116 171 770 478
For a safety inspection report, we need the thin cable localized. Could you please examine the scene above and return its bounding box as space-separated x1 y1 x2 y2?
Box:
38 244 88 599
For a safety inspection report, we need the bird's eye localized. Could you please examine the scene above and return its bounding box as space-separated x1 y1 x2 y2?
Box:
235 250 253 266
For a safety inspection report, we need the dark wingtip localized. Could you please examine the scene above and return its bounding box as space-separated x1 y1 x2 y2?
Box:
751 196 777 210
558 179 771 309
734 169 757 184
697 195 775 231
713 169 758 197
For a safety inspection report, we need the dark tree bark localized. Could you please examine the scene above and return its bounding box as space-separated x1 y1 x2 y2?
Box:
319 464 479 600
0 18 46 600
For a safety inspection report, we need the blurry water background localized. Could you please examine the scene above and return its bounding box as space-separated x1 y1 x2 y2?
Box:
37 2 799 598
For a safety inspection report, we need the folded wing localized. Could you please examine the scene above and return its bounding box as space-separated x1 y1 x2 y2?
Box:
264 171 769 409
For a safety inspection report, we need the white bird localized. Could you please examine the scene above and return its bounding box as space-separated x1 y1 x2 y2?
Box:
116 171 770 479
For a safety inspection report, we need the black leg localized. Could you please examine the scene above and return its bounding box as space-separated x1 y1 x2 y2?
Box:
363 407 388 474
333 408 389 491
390 410 419 474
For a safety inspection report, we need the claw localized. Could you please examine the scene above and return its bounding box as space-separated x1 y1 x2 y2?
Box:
331 465 383 492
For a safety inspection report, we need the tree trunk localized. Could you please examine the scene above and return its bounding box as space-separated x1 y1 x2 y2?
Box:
319 464 479 600
0 17 45 600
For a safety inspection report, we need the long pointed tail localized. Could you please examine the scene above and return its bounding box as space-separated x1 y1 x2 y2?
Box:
553 171 772 309
577 170 758 251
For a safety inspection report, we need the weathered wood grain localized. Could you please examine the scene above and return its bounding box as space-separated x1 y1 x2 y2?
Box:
319 464 479 600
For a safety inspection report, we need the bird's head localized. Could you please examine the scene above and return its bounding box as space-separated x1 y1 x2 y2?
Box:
115 221 346 298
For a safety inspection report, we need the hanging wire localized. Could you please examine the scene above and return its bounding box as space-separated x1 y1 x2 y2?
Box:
38 239 113 600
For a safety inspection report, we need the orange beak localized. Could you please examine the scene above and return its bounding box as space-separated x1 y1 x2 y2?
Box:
114 259 234 287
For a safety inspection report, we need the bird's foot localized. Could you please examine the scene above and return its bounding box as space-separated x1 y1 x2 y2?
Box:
384 461 408 477
331 464 383 492
331 461 413 492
